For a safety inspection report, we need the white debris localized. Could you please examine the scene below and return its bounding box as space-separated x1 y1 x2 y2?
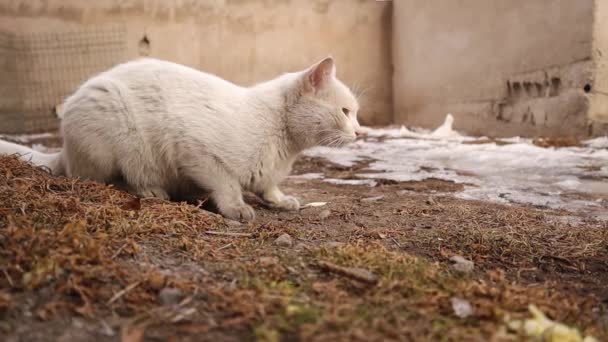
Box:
360 195 384 203
431 113 460 138
449 255 475 273
302 201 327 208
450 297 474 318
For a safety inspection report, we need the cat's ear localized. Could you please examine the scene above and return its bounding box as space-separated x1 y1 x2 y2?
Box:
303 56 335 93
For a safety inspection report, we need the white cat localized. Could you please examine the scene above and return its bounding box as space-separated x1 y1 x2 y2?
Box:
0 57 363 221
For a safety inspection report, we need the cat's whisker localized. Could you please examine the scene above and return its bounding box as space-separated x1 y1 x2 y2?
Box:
354 85 374 105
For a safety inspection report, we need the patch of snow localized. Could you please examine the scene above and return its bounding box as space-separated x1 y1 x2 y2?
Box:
31 143 61 153
0 132 57 143
305 114 608 214
324 178 378 187
430 113 460 138
582 136 608 149
305 145 365 167
289 173 324 180
365 115 478 143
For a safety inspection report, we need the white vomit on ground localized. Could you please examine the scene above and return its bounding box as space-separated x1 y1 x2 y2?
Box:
304 114 608 217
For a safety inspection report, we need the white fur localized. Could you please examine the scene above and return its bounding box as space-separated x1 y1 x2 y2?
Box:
0 57 362 221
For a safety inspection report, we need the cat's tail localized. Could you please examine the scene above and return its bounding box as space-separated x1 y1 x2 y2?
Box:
0 139 65 175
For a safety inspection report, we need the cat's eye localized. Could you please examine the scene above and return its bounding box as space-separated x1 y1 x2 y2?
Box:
342 108 350 115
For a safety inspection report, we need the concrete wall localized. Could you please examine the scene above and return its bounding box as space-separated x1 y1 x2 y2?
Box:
393 0 608 137
590 0 608 125
0 0 393 132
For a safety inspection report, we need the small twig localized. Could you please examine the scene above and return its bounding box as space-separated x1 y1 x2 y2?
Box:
194 198 209 209
111 243 128 259
261 294 311 304
516 267 538 281
2 269 14 287
171 307 197 323
107 281 141 305
390 237 402 248
317 261 378 284
204 231 253 238
216 242 234 251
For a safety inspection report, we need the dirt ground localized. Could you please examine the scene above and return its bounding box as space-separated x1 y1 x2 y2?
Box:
0 136 607 341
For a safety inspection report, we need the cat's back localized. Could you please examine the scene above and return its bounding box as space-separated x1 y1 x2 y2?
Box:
104 58 242 95
62 57 246 127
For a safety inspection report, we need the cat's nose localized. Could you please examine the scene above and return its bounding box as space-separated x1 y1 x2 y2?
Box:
355 131 366 138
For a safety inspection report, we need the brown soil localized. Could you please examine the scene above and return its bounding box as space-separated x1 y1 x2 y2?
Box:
1 145 607 341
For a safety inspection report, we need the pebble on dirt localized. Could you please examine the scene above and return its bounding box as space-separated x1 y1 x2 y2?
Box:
274 233 293 247
318 209 331 219
449 255 474 273
450 297 474 318
361 195 384 203
225 219 243 227
259 256 279 266
158 287 184 306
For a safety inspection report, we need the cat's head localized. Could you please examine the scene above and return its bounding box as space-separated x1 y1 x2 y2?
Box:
286 57 363 149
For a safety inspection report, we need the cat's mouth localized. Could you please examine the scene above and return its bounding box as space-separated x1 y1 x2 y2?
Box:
318 133 356 148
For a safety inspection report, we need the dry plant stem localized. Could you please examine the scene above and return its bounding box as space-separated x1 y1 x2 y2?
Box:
317 260 379 284
204 231 253 238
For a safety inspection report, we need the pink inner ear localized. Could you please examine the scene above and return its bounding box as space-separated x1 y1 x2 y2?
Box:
309 58 335 89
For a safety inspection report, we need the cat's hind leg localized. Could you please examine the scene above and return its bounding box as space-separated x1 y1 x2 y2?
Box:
118 160 170 200
185 160 255 221
62 136 117 184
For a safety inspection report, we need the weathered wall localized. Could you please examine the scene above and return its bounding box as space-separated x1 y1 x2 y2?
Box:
590 0 608 126
0 0 392 133
393 0 607 137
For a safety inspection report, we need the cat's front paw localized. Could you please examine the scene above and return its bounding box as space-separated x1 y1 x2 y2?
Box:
276 196 300 211
220 204 256 222
138 187 170 200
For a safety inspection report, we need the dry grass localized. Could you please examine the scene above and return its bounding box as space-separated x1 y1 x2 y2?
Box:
1 155 607 341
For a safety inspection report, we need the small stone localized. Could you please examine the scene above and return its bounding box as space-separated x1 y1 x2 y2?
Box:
158 287 183 306
146 271 167 290
324 241 345 249
450 297 474 318
274 233 293 247
318 209 331 220
225 219 243 227
450 255 474 273
71 318 85 329
99 320 115 337
259 256 279 267
361 195 384 203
